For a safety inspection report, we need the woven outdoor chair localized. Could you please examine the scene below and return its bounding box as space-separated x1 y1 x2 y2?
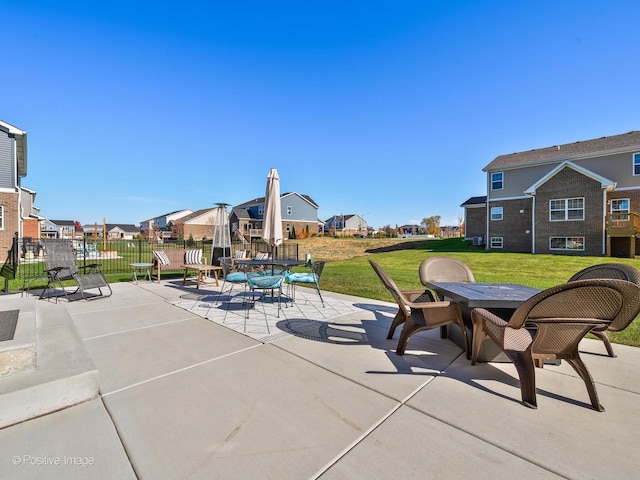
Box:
471 279 640 411
369 260 468 357
40 239 112 301
568 263 640 357
419 256 475 292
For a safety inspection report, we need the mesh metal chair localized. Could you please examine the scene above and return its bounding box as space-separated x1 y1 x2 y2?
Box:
369 260 468 357
471 279 640 411
40 239 112 301
286 260 326 307
568 263 640 357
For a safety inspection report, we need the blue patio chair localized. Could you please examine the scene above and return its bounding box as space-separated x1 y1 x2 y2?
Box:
246 271 286 324
286 260 325 307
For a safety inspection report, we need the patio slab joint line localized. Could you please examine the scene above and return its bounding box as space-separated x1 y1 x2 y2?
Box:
100 344 263 397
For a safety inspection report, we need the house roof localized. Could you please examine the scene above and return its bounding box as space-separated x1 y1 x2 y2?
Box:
235 192 319 210
49 220 76 226
460 196 487 207
484 131 640 171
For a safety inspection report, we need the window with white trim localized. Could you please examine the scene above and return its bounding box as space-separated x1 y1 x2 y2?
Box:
550 237 584 251
634 153 640 175
491 172 503 190
491 207 503 221
490 237 503 248
258 205 264 216
549 198 584 221
287 206 292 215
611 198 630 214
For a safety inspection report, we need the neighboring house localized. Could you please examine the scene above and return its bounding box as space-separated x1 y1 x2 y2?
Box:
460 196 487 244
0 120 41 256
83 223 140 240
399 224 421 235
231 192 320 240
140 209 193 240
172 208 221 241
462 130 640 257
41 219 77 239
324 214 368 237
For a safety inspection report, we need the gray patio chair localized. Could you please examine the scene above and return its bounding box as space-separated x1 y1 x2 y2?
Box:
471 279 640 411
40 239 112 301
567 263 640 357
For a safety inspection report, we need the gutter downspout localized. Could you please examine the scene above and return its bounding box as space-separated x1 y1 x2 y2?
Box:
530 194 535 254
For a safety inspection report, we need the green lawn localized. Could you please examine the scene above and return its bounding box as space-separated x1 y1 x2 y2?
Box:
318 238 640 348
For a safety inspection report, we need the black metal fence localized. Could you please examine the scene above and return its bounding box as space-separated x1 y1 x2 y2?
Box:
3 236 299 290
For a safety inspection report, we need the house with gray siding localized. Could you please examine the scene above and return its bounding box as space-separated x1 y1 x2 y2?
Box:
324 214 368 237
0 120 40 257
462 130 640 257
41 219 77 239
231 192 320 240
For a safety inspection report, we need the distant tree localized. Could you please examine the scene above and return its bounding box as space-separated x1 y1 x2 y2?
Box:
290 226 297 239
421 216 441 236
74 221 82 231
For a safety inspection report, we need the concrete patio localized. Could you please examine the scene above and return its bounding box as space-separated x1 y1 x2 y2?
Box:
1 278 639 479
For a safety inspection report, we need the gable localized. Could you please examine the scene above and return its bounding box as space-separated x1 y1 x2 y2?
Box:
524 161 615 195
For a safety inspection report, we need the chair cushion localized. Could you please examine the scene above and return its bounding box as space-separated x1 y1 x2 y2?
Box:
287 273 318 284
226 272 247 282
184 249 202 265
249 275 283 288
153 250 170 266
255 252 270 260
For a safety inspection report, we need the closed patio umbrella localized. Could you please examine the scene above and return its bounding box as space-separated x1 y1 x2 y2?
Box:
262 168 283 256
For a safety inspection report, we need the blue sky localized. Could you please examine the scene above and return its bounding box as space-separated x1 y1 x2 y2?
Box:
3 1 639 229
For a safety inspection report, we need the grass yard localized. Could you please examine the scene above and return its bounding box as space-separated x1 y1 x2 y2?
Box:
295 236 640 348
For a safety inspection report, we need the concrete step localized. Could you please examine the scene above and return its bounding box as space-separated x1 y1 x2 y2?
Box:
0 296 37 376
0 295 98 428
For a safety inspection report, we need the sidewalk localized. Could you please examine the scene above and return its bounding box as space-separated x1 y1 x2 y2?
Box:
1 279 639 479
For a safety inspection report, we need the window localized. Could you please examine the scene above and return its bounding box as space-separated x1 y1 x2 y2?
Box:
550 237 584 251
491 172 503 190
491 207 503 220
0 206 3 230
611 198 630 214
287 206 292 215
634 153 640 175
490 237 503 248
549 198 584 221
258 205 264 216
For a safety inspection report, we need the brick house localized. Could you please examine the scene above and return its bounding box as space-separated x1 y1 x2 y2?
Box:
462 131 640 257
0 120 41 257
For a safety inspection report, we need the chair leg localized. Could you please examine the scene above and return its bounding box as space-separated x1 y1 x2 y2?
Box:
456 318 470 359
395 317 420 355
314 282 325 307
565 348 605 411
505 348 537 409
470 317 488 365
386 310 406 339
592 330 616 358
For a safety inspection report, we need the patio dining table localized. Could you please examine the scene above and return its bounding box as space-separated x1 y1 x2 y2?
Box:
423 281 541 362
